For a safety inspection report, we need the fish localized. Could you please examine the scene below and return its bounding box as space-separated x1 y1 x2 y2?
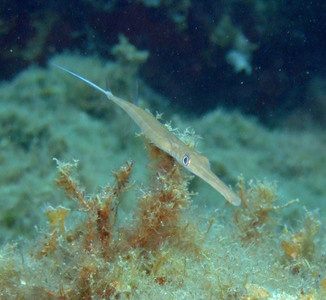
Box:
53 64 241 206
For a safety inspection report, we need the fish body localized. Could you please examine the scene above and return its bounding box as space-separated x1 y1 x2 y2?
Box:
54 64 241 206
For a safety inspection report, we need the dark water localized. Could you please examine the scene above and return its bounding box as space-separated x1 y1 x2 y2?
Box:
1 0 326 126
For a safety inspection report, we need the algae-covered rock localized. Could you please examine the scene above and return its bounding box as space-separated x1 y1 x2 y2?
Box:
0 53 325 298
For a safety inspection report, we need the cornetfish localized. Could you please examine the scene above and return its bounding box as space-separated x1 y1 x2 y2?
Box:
54 64 241 206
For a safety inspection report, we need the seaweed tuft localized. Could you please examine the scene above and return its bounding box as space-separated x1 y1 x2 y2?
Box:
234 176 297 242
125 140 198 252
4 129 201 298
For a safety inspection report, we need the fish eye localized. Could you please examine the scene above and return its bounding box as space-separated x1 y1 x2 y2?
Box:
183 154 190 166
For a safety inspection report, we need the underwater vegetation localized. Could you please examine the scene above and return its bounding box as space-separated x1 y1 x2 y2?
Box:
0 38 325 298
0 137 325 298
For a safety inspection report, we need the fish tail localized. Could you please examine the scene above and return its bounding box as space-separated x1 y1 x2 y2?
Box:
52 63 111 96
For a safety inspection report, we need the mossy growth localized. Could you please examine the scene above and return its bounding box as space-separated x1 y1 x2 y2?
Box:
124 139 199 252
282 208 320 262
234 175 298 243
0 132 201 298
0 124 325 298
